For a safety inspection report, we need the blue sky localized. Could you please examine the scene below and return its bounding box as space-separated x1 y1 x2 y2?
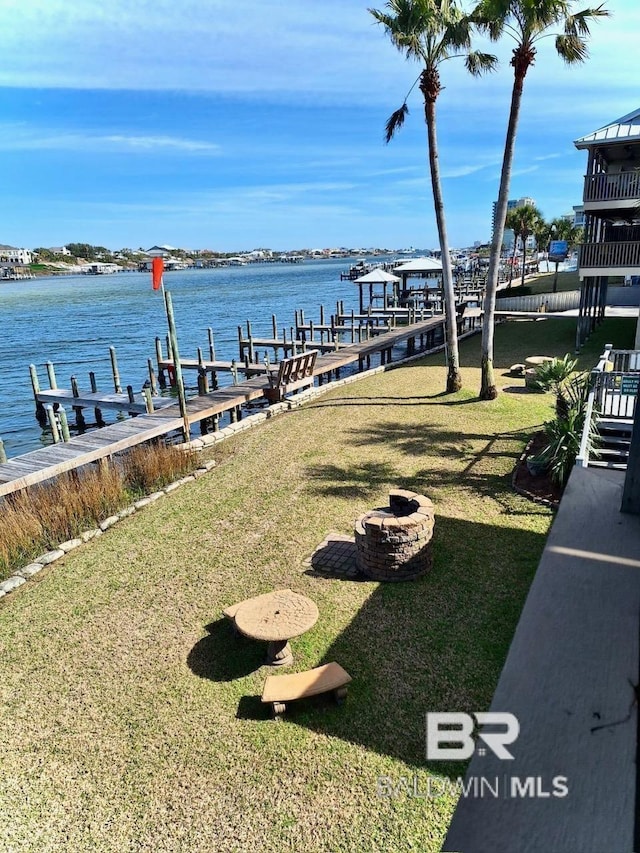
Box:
0 0 638 252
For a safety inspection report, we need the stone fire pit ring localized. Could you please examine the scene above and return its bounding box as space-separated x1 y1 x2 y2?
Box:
355 489 435 581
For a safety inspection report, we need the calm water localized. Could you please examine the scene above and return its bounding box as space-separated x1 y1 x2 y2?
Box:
0 259 365 459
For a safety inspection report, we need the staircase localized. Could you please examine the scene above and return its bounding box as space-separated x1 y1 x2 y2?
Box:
591 417 634 470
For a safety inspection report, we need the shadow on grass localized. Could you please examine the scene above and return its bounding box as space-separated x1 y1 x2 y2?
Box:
187 619 265 682
286 514 546 779
304 423 550 517
308 394 478 409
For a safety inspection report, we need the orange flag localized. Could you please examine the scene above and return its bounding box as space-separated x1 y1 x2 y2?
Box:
151 257 164 290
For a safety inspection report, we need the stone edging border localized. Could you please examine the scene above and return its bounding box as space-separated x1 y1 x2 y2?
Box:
0 331 479 602
511 435 559 510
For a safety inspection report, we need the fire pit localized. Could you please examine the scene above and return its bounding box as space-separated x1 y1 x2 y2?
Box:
354 489 435 581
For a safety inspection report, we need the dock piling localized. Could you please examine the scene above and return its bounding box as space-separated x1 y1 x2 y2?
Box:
143 386 154 415
0 439 6 464
29 364 48 427
46 405 61 444
208 327 216 362
58 406 71 441
155 338 167 388
109 346 122 394
46 361 58 390
70 375 86 429
147 359 158 396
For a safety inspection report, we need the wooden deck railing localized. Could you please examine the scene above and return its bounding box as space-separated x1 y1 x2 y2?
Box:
579 241 640 269
583 171 640 202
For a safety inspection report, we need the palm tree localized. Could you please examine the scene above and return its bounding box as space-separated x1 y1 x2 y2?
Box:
533 218 553 272
548 216 582 291
505 204 543 288
370 0 496 393
474 0 610 400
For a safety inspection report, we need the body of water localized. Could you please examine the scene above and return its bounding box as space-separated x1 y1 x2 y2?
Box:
0 258 367 459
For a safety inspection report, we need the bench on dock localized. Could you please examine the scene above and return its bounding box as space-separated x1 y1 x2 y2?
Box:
264 351 318 403
261 662 352 719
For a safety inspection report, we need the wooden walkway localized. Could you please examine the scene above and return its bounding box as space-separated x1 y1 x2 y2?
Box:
0 316 445 499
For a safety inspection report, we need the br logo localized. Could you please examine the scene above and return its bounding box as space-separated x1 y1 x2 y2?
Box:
426 712 520 760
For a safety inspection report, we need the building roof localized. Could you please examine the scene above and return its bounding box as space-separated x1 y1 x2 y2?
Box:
574 108 640 148
353 269 400 284
392 257 443 273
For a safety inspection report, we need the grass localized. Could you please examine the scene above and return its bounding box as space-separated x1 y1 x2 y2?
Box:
0 317 634 853
0 443 197 580
503 269 579 296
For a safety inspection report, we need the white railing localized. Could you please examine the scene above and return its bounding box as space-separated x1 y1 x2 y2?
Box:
576 345 639 468
496 290 581 313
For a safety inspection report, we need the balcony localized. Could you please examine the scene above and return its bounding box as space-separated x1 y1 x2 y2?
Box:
583 171 640 203
579 240 640 272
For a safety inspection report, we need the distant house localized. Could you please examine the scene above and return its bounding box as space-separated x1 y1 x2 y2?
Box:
0 245 33 265
147 245 178 258
48 246 70 256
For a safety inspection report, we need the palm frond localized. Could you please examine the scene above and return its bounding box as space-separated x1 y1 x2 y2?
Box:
555 33 589 63
565 4 611 37
385 104 410 143
465 49 498 76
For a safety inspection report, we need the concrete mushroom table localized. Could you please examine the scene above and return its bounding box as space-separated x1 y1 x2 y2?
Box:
234 589 319 667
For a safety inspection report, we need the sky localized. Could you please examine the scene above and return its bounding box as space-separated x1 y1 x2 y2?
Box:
0 0 638 253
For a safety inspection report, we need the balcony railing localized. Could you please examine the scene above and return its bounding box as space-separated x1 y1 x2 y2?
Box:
579 241 640 269
583 171 640 203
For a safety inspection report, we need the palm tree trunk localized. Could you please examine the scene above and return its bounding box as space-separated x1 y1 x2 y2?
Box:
508 238 517 289
424 88 461 392
520 238 527 288
480 65 527 400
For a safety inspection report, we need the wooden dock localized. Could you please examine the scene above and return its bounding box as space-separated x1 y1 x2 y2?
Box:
0 316 446 499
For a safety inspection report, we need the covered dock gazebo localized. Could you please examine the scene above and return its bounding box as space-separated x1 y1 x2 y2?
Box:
392 257 443 309
352 268 401 314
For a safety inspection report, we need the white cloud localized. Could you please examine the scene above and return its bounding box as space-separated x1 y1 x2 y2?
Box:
0 0 633 109
0 124 220 154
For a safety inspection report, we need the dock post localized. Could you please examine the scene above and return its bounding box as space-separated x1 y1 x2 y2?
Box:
309 319 315 344
58 406 71 441
0 439 6 464
46 405 61 443
197 348 209 394
109 346 122 394
272 314 277 339
237 326 244 361
143 386 154 414
46 361 58 389
229 406 237 423
208 327 216 362
126 385 137 417
69 375 86 429
29 364 48 427
231 359 238 385
156 337 167 388
147 359 158 396
89 371 105 426
247 320 255 363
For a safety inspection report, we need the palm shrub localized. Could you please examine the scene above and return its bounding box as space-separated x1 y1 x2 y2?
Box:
533 373 599 486
533 353 578 415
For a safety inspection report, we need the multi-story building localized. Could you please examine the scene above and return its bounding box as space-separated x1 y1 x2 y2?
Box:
574 108 640 347
0 245 32 265
492 196 536 251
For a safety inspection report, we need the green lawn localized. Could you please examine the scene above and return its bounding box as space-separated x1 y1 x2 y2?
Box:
0 317 634 853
